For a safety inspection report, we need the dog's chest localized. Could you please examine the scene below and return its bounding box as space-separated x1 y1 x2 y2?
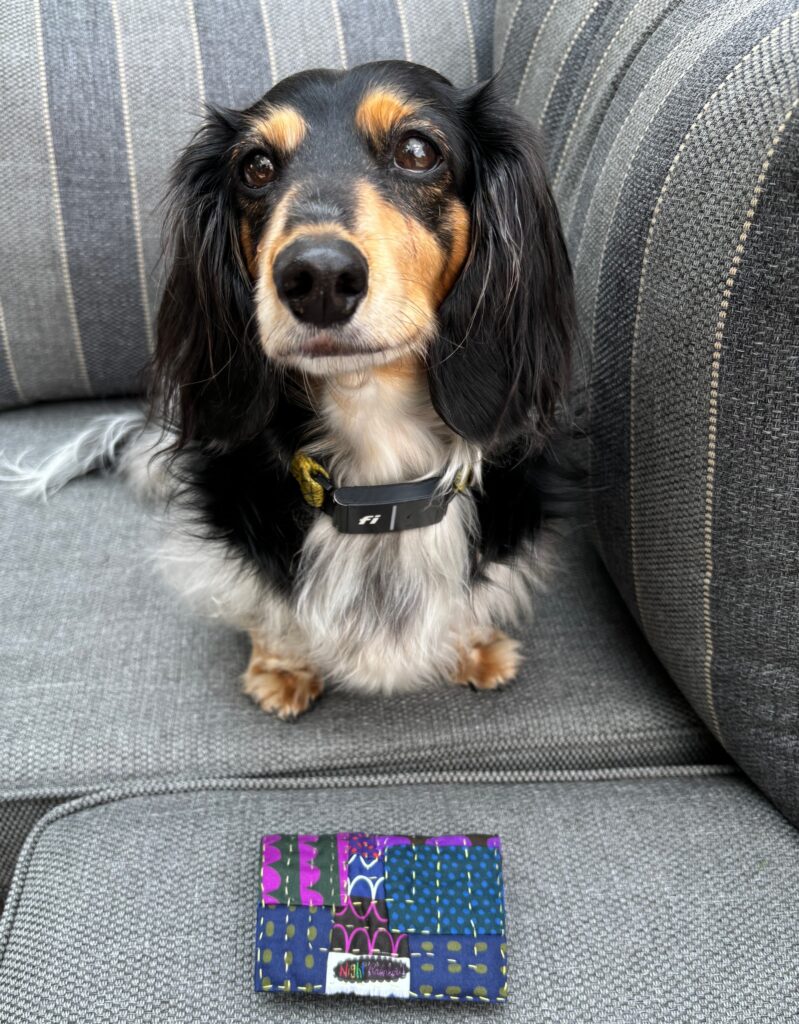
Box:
289 369 475 684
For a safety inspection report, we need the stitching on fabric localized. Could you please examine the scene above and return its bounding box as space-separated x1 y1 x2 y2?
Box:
497 0 525 70
515 0 563 108
1 750 732 804
0 765 737 963
626 14 799 730
329 0 348 69
257 0 279 85
552 0 649 188
465 845 475 935
574 1 779 316
184 0 206 106
0 301 25 403
31 0 91 395
109 0 154 355
394 0 412 63
460 0 479 84
703 98 798 736
539 0 603 127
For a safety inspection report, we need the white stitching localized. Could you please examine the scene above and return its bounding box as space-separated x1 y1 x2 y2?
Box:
515 0 563 108
0 300 25 403
184 0 206 107
627 16 799 731
31 0 91 395
703 100 798 736
330 0 348 69
109 0 154 354
258 0 279 85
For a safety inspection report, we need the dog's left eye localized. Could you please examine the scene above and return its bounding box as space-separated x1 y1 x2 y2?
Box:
240 150 276 190
393 134 440 172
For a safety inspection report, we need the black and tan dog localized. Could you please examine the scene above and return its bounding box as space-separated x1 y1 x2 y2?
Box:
7 61 575 718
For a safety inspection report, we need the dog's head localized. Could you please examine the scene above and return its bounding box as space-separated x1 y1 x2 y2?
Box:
155 61 574 452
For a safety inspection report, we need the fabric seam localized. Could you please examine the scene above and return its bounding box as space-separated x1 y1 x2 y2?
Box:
1 720 721 801
0 764 736 965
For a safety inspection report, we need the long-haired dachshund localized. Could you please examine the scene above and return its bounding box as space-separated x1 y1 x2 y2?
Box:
5 61 575 719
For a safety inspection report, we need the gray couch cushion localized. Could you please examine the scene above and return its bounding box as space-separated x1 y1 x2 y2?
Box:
1 772 796 1022
0 400 720 805
0 0 493 409
497 0 799 824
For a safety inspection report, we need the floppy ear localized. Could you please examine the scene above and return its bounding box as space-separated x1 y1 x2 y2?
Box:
427 79 575 453
152 107 278 447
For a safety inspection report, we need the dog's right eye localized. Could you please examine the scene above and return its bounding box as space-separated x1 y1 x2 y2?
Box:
240 150 276 190
393 134 440 173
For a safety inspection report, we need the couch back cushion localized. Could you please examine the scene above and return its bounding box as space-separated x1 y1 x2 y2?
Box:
0 0 493 409
497 0 799 823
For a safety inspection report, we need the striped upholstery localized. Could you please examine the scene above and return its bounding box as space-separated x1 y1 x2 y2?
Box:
498 0 799 822
0 0 492 408
2 1 798 823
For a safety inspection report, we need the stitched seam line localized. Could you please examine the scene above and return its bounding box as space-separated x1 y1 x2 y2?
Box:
184 0 206 106
539 0 603 127
32 0 91 395
552 0 648 188
109 0 154 355
497 0 525 70
0 300 25 403
703 99 798 736
258 0 279 84
395 0 412 63
1 721 723 801
515 0 563 107
460 0 479 84
330 0 348 69
0 763 737 963
627 14 799 726
573 0 776 315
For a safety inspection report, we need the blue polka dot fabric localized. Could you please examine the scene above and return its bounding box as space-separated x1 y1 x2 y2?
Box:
384 845 505 935
253 831 508 1003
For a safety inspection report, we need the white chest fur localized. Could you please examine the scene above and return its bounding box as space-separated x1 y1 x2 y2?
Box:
293 362 480 691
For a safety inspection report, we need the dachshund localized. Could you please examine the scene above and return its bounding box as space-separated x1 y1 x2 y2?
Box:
4 60 575 719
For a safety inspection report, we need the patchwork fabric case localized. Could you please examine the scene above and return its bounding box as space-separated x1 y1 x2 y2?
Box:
254 832 508 1003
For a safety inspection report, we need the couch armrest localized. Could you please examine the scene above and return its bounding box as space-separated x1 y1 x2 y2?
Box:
496 0 799 823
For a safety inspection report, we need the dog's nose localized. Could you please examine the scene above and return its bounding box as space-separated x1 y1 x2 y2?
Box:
273 236 368 327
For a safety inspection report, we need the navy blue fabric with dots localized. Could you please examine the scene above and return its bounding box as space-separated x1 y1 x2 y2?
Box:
384 845 505 935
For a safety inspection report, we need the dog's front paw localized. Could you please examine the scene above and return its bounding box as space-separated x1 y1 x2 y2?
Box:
243 642 324 719
452 630 521 690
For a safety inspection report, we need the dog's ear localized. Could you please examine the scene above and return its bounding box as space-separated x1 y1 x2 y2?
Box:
427 79 575 453
152 107 278 447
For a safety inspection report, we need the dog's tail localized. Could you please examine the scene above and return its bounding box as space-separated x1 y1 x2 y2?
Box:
0 410 149 501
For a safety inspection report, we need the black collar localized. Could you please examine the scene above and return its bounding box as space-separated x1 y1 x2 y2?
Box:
290 452 470 534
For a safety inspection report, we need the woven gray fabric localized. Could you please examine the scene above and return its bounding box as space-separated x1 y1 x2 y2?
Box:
1 774 796 1022
0 0 493 408
0 798 62 912
497 1 799 823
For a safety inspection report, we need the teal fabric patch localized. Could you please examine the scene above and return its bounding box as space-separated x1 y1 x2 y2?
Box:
384 845 505 935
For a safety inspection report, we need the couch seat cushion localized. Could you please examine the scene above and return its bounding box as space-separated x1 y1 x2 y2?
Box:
0 401 720 800
1 773 796 1022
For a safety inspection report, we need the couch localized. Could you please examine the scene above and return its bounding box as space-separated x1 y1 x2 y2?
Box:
1 1 797 1020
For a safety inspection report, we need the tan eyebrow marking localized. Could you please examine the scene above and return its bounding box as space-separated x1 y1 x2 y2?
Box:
355 89 418 143
253 105 308 155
